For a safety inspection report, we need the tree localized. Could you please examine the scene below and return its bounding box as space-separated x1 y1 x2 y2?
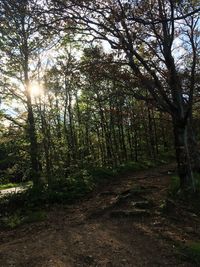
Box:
0 0 51 187
51 0 200 193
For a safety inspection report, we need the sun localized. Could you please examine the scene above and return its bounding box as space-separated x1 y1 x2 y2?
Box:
29 82 43 97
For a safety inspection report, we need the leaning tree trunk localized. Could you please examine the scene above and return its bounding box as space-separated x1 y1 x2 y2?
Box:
172 117 195 193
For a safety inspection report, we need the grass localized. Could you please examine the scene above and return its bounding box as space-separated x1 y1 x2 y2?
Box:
0 183 19 190
0 181 32 190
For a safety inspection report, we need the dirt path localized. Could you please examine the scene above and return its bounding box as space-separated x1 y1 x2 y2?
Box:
0 164 199 267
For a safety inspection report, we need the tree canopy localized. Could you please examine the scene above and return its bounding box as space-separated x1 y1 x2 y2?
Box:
0 0 199 195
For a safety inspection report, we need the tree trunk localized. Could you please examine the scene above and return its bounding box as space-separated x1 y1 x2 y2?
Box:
188 117 200 173
27 98 41 187
172 117 195 193
24 72 41 188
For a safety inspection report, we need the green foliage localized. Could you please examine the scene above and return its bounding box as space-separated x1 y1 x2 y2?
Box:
48 169 95 203
141 160 157 168
23 210 47 224
69 169 95 191
2 213 22 229
180 242 200 265
0 160 152 214
158 150 175 162
0 181 32 190
0 126 30 184
169 176 181 196
1 210 46 229
89 167 116 183
116 160 159 174
0 170 95 213
0 183 18 190
116 161 145 173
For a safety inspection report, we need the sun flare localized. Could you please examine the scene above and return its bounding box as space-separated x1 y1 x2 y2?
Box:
29 82 43 97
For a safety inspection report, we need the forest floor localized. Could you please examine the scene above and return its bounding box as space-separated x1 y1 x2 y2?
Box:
0 164 200 267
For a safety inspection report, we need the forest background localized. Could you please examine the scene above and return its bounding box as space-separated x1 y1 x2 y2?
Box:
0 0 199 200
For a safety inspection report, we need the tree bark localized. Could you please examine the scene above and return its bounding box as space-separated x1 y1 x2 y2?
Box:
188 117 200 173
172 117 195 192
26 95 41 187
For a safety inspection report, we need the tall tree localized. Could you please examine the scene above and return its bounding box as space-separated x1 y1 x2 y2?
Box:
0 0 50 186
51 0 200 193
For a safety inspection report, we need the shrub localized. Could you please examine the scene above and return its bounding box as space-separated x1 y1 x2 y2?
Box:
181 242 200 265
169 176 180 196
23 210 47 224
1 210 47 229
116 161 146 173
2 213 22 229
89 167 116 183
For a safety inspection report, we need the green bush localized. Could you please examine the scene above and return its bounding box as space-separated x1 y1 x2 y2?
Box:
116 161 145 173
89 167 116 182
46 169 95 203
142 160 157 168
2 213 22 229
169 176 180 195
1 210 47 229
0 159 163 220
181 242 200 265
23 210 47 224
158 150 175 162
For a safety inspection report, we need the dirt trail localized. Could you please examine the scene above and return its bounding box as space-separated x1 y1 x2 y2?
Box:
0 164 199 267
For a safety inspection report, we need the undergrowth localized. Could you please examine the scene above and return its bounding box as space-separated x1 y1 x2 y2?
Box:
0 181 32 190
168 173 200 214
179 242 200 265
0 159 163 226
1 210 46 229
169 173 200 196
